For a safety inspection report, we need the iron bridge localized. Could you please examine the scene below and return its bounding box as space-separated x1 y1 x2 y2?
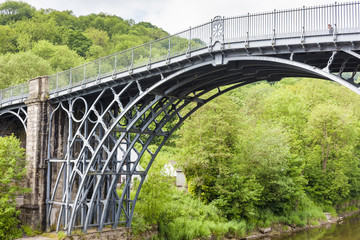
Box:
0 1 360 235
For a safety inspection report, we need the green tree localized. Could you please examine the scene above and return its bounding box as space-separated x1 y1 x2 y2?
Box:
79 13 131 37
31 40 84 71
13 12 62 50
135 146 176 224
83 28 109 59
0 135 28 239
177 94 241 203
84 28 109 47
86 45 105 60
107 34 146 53
62 29 92 57
237 122 306 215
304 103 359 205
0 25 18 54
47 9 79 29
0 52 52 88
0 0 35 24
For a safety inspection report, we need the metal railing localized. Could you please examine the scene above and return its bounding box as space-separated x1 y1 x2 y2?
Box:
1 1 359 105
0 83 29 106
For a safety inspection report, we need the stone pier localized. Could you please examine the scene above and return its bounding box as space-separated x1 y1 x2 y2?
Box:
21 76 50 231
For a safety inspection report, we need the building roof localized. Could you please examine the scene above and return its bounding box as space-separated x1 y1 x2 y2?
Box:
169 160 182 172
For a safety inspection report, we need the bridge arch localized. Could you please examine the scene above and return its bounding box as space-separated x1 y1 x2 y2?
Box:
109 54 360 229
47 52 360 234
0 107 28 133
0 107 28 149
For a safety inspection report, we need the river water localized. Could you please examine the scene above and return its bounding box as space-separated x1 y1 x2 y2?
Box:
267 213 360 240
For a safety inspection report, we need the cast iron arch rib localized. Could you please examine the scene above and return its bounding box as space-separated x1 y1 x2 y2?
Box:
46 52 360 235
0 106 28 133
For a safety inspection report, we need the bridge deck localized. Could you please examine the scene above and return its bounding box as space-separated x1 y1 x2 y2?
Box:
0 2 359 109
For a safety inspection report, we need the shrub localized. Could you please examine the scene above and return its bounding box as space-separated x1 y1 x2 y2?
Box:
0 135 28 239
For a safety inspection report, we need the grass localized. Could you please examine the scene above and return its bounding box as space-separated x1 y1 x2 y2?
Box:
123 175 334 240
57 231 66 240
21 225 38 237
131 189 253 240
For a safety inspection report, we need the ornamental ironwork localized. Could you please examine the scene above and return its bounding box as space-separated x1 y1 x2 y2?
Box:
211 16 224 44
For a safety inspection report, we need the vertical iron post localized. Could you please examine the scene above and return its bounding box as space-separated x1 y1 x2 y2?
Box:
69 69 73 91
46 103 52 230
147 41 152 69
114 53 117 72
98 58 101 82
166 35 171 63
272 9 277 45
125 133 131 227
187 27 191 57
56 72 59 93
129 47 134 73
83 64 86 81
244 14 249 47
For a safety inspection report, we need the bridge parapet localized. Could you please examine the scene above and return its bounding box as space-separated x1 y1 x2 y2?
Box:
0 82 29 108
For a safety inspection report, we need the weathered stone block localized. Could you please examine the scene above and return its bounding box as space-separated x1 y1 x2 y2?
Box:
20 76 50 231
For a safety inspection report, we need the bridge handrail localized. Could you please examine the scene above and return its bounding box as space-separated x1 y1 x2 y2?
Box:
0 82 29 106
1 1 359 105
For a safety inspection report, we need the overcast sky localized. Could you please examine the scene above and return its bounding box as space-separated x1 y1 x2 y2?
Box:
1 0 336 34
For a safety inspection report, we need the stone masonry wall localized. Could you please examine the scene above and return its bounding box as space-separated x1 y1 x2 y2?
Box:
21 76 50 231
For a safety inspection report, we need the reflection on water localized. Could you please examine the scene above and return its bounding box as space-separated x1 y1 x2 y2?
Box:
268 213 360 240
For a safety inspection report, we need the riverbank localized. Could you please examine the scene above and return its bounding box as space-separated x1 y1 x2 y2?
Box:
14 210 360 240
237 210 360 240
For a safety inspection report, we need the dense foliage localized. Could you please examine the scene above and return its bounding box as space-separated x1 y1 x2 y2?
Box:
176 78 360 223
0 135 27 239
130 78 360 239
0 0 168 89
131 146 250 240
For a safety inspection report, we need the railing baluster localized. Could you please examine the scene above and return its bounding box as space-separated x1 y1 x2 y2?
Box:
84 64 86 82
114 53 117 72
187 27 191 56
246 12 249 37
56 72 59 92
303 5 305 33
129 47 134 73
98 58 101 80
166 35 171 63
148 41 151 68
335 2 338 31
70 69 72 89
273 9 276 42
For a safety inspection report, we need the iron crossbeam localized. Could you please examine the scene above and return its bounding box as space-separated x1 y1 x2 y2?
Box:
87 171 146 176
149 90 206 103
112 127 169 136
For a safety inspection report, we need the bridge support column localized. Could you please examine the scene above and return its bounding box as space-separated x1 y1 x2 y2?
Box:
21 76 49 231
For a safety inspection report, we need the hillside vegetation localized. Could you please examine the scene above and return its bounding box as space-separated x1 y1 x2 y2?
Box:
0 0 167 89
